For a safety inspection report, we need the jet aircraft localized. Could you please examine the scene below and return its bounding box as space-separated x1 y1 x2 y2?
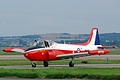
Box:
3 28 115 67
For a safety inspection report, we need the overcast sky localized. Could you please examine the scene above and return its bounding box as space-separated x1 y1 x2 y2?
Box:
0 0 120 36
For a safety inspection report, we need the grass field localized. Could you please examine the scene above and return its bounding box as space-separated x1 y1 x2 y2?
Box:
0 68 120 80
109 49 120 55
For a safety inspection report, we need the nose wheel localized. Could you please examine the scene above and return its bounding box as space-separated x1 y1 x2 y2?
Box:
43 61 49 67
31 63 36 67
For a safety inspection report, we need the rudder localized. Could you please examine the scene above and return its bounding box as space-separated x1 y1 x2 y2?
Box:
87 28 100 45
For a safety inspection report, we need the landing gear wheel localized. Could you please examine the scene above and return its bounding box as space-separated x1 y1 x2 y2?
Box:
31 63 36 67
43 61 48 67
69 61 74 67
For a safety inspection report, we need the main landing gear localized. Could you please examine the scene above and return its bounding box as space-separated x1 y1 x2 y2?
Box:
31 61 49 67
43 61 49 67
69 57 74 67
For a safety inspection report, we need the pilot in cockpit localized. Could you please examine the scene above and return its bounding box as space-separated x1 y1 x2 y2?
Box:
25 40 55 51
25 40 45 51
33 40 45 47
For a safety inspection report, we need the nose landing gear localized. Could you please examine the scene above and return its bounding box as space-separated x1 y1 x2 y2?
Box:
31 63 36 67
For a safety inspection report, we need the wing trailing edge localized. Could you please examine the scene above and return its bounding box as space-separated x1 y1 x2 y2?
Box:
57 52 89 59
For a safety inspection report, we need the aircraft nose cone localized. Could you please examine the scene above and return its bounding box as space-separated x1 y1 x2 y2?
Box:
24 51 33 60
24 50 48 61
24 50 40 61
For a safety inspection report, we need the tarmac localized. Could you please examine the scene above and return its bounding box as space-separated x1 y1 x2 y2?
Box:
0 55 120 68
0 64 120 69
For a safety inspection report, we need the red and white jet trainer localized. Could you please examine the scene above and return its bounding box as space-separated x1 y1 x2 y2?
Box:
3 28 115 67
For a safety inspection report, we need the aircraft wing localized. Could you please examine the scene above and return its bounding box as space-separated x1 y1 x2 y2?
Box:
3 48 25 53
56 52 89 59
98 46 116 49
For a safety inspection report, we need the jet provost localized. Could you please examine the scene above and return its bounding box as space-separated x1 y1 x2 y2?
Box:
3 28 115 67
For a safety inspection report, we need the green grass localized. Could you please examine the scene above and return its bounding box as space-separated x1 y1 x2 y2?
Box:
109 50 120 55
0 68 120 79
0 60 30 66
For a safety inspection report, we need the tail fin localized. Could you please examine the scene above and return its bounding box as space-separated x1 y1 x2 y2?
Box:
85 28 100 45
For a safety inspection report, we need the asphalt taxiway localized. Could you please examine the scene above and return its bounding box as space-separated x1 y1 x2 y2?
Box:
1 64 120 69
0 55 120 68
0 55 25 60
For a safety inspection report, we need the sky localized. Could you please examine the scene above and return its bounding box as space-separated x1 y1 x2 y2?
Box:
0 0 120 36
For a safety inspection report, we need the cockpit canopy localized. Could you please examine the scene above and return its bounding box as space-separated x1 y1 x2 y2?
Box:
25 40 55 52
34 40 54 47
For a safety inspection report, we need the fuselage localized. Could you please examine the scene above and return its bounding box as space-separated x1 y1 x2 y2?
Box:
24 43 109 61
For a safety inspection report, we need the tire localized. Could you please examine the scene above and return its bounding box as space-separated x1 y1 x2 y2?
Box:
43 61 48 67
31 63 36 67
69 61 74 67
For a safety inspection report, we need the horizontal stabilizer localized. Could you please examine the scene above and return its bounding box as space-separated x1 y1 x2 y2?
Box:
98 46 116 49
